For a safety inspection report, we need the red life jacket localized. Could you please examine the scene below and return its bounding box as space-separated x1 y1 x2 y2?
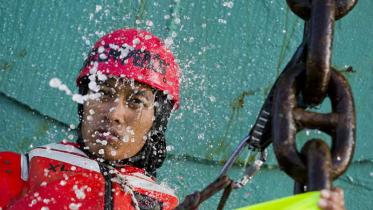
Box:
0 142 178 210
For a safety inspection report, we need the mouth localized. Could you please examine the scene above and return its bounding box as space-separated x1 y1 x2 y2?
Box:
93 129 120 143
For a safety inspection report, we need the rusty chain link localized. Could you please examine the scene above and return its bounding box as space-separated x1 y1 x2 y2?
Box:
286 0 358 20
303 0 335 105
273 0 356 192
298 139 333 192
272 63 355 188
286 0 357 105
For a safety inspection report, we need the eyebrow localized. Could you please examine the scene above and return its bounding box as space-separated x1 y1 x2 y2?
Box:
99 85 115 93
98 80 154 97
131 89 154 99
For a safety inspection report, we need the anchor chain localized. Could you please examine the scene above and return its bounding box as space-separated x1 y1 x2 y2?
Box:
175 0 357 209
272 0 357 192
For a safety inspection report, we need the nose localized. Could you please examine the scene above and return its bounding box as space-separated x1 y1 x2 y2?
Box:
108 100 127 126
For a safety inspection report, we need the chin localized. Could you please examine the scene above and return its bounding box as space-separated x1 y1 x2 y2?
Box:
103 146 134 161
102 155 120 161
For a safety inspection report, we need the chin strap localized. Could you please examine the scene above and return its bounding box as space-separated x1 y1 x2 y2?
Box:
107 165 141 210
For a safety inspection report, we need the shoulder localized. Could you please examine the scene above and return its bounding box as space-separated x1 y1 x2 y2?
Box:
28 141 89 161
28 142 102 173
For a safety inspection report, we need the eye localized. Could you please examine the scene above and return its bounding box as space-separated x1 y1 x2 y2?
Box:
127 97 144 108
99 88 115 101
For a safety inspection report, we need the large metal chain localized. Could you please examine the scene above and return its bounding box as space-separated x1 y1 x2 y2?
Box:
176 0 358 209
272 0 357 192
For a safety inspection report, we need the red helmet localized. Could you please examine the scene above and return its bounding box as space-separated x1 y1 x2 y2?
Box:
77 28 180 108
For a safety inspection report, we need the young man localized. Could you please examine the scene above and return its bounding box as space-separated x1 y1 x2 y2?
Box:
0 28 179 210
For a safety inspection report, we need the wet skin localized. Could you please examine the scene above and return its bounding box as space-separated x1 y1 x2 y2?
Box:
81 77 155 161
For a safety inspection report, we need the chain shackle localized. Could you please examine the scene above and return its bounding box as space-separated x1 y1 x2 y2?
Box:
286 0 358 20
272 63 355 185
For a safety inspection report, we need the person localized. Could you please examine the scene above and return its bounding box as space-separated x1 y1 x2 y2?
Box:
0 28 180 210
0 28 346 210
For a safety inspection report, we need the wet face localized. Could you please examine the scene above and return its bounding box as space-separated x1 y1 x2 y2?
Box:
81 77 155 161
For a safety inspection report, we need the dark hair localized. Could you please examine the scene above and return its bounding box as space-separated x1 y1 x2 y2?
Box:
76 77 173 177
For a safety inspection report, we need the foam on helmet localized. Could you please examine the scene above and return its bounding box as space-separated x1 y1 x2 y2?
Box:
76 28 180 108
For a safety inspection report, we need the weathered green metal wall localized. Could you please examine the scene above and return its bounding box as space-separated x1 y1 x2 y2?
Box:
1 1 372 209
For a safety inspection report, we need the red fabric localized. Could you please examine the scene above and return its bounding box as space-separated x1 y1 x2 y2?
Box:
7 171 106 210
1 143 178 210
0 152 25 208
76 28 180 108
